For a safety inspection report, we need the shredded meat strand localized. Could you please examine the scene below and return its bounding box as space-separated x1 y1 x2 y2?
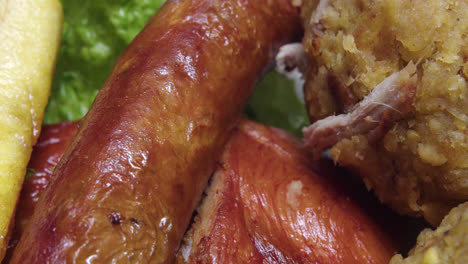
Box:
303 62 417 159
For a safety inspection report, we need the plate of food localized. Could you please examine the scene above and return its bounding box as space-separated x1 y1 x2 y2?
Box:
0 0 466 263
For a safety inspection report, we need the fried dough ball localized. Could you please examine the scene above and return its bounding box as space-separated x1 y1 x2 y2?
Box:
391 202 468 264
302 0 468 224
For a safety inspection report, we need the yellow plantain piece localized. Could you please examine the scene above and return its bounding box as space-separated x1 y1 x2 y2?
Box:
0 0 63 259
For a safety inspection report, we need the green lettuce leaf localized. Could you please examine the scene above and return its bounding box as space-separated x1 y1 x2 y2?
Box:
245 71 309 136
44 0 166 123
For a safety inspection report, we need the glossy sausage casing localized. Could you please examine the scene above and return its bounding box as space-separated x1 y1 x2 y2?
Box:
10 1 301 263
178 120 397 264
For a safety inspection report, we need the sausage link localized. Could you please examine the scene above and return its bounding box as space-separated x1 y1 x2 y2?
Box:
177 120 398 263
10 1 301 263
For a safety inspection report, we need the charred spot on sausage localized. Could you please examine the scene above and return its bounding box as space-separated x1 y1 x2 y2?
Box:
108 212 123 225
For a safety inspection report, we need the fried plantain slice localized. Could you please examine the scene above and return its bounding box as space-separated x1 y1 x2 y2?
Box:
0 0 62 259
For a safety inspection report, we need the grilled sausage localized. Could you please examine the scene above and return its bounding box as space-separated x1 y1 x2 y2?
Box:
10 1 301 263
177 120 397 264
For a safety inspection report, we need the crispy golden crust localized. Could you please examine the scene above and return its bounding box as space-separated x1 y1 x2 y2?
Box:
302 0 468 224
9 1 301 263
391 202 468 264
